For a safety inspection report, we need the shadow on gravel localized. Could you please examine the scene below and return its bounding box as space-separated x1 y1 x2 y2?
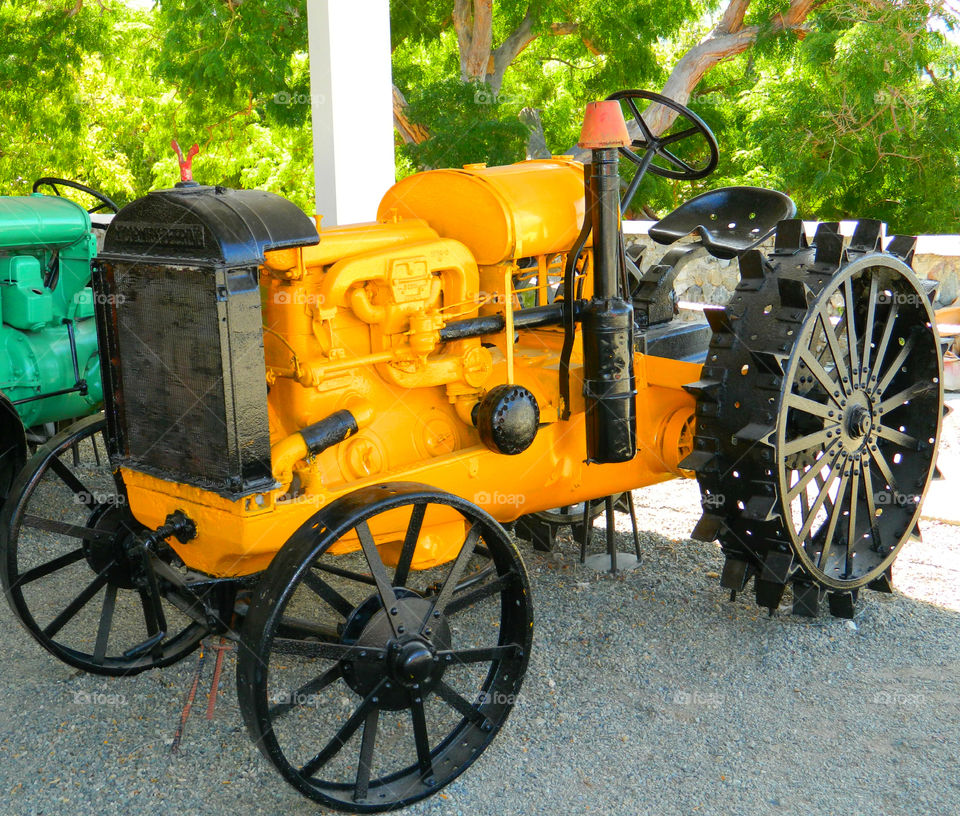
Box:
2 513 959 816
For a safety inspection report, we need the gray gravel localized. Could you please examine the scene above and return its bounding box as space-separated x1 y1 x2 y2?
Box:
1 403 959 816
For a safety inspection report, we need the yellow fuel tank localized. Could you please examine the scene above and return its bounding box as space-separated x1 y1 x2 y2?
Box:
377 158 588 265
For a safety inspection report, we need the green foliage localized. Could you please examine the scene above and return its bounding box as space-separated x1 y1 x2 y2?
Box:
0 0 314 211
0 0 959 232
705 0 960 231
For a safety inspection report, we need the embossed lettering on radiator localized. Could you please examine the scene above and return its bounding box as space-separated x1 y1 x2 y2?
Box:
112 222 206 249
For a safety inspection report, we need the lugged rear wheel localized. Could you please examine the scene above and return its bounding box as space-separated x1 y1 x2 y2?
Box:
683 220 944 617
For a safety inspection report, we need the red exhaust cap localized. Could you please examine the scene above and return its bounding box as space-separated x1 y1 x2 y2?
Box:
578 101 631 149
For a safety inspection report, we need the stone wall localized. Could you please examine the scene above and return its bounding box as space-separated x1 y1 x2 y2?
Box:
623 221 960 310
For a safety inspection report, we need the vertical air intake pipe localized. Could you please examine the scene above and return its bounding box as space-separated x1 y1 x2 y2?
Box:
578 101 637 463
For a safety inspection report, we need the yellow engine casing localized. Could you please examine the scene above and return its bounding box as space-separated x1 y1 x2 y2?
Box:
122 159 700 577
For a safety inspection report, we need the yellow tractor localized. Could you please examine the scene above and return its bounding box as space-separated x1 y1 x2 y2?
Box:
0 94 943 811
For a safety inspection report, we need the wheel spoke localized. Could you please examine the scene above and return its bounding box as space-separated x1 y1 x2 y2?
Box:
356 520 403 636
816 471 849 569
424 523 480 626
276 614 341 642
868 445 899 493
658 147 697 174
786 443 840 503
799 349 844 407
270 664 342 719
48 456 93 499
138 586 168 647
878 380 937 414
874 424 918 449
410 697 433 779
16 547 85 585
625 98 654 143
817 313 850 395
436 644 521 665
271 638 384 661
42 568 111 638
445 571 516 617
782 427 833 459
22 514 114 544
876 333 916 396
860 274 878 388
786 392 834 420
435 680 490 727
871 300 900 386
861 463 881 553
845 468 861 578
393 502 426 588
93 583 118 664
302 571 355 619
301 682 383 779
659 125 700 147
354 707 380 803
313 562 377 587
797 464 841 543
843 277 861 384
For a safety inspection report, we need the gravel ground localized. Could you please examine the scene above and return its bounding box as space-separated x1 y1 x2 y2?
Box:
0 399 958 816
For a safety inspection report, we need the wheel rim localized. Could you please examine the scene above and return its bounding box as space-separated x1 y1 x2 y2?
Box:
238 483 532 812
778 256 942 588
0 416 208 675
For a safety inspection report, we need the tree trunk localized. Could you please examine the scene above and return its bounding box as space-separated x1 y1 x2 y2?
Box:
519 107 551 159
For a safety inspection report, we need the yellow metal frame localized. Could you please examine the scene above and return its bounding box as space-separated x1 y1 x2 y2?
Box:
122 159 701 578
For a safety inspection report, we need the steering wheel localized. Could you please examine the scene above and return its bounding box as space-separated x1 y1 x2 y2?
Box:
32 177 119 214
605 89 719 214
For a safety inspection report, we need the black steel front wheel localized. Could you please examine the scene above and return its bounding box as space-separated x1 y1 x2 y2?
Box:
0 416 209 675
237 482 533 812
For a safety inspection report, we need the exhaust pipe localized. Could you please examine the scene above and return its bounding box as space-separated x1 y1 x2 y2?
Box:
578 101 637 464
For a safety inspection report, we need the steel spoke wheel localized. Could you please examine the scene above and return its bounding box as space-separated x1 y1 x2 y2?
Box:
685 220 944 615
237 483 532 812
0 416 209 675
778 255 941 587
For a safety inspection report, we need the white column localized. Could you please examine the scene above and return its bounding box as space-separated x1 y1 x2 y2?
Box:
306 0 395 226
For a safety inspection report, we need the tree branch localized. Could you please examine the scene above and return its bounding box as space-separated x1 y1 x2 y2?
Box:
718 0 751 33
393 85 429 145
490 10 535 93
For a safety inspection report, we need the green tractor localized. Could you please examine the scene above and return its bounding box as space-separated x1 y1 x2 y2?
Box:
0 178 116 494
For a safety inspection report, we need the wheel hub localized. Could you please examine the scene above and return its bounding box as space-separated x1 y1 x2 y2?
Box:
840 391 874 453
392 639 434 686
81 505 145 590
341 594 452 711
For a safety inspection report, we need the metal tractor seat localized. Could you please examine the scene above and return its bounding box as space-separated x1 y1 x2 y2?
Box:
649 186 796 259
